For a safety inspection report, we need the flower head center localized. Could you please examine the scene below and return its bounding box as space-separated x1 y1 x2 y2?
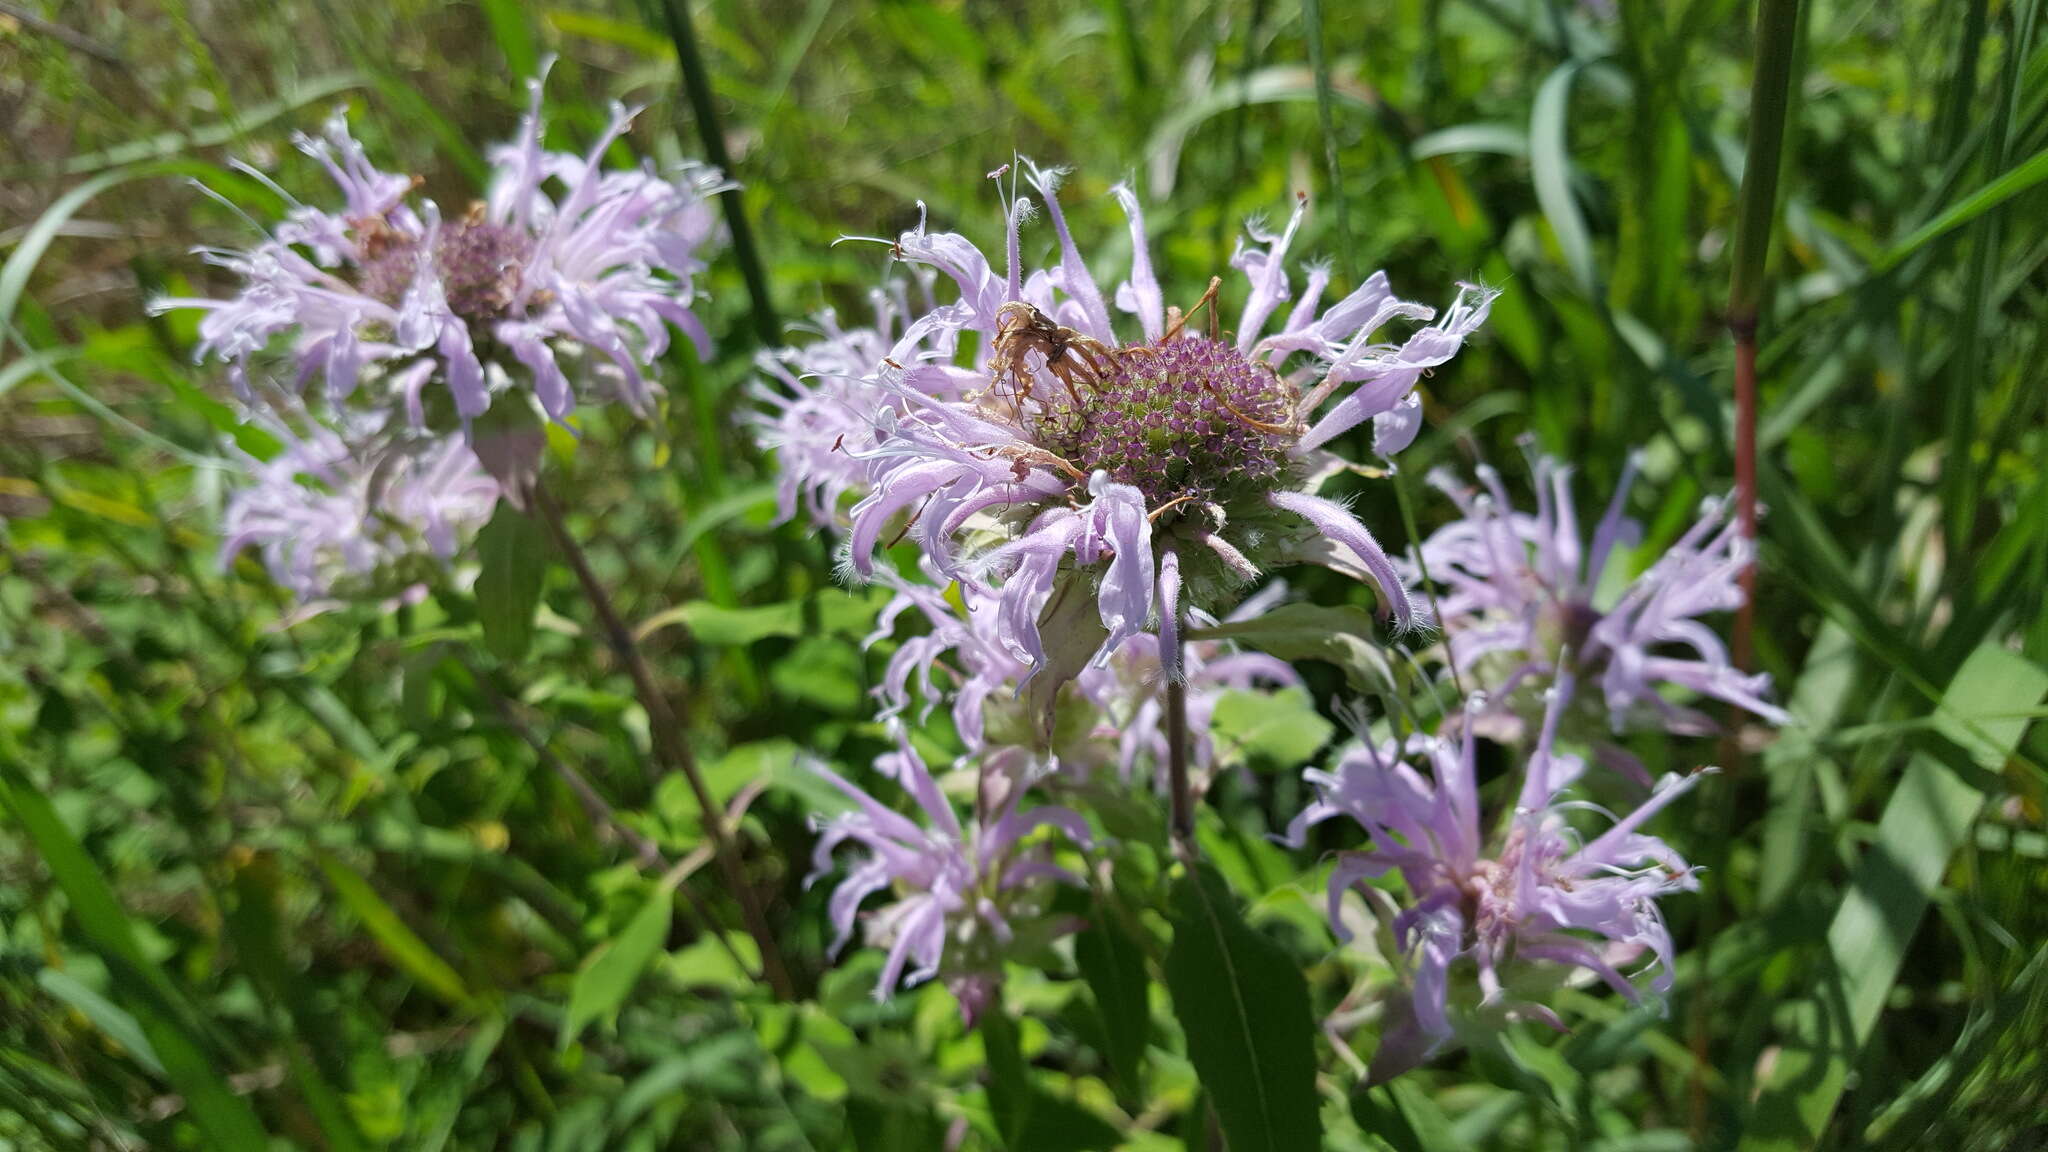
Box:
1031 335 1299 507
356 204 531 322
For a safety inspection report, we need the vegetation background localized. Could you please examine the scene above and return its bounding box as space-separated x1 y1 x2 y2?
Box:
2 0 2045 1148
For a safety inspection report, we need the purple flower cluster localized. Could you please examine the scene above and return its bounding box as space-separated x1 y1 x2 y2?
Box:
1032 335 1297 507
749 162 1750 1072
747 276 945 528
1412 451 1788 762
161 70 730 609
1288 675 1706 1081
157 70 723 430
811 164 1495 698
807 727 1091 1022
219 413 498 606
866 561 1300 785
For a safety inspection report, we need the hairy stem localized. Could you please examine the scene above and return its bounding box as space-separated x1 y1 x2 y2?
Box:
1165 669 1194 859
531 481 794 999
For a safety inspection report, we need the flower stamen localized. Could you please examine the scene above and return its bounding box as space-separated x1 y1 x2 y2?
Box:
1159 276 1223 344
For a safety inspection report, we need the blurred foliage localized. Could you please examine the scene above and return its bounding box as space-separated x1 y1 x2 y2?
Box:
2 0 2046 1148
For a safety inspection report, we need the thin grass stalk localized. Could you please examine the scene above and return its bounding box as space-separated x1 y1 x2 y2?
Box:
1940 0 2022 603
1216 0 1270 264
1301 0 1355 272
648 0 780 348
674 353 764 707
476 665 758 978
530 480 795 999
1698 0 1801 1134
1392 465 1464 703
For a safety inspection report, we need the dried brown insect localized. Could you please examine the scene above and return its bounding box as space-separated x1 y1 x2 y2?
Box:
989 301 1118 409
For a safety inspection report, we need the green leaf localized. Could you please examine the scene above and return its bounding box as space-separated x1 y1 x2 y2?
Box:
1530 60 1598 297
640 599 804 646
1757 620 1859 910
1743 645 2048 1150
1189 603 1394 694
614 1034 757 1126
316 852 475 1009
36 968 163 1077
982 1009 1120 1152
544 9 675 57
1208 686 1334 771
0 765 268 1148
1352 1078 1460 1152
638 587 890 646
1164 864 1322 1152
476 502 548 661
770 634 866 713
416 1015 506 1152
1073 912 1150 1095
664 932 760 994
560 868 679 1048
1411 122 1529 159
1872 145 2048 274
227 864 367 1152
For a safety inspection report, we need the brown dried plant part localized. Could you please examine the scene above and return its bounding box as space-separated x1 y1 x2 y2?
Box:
989 301 1118 409
1159 276 1223 344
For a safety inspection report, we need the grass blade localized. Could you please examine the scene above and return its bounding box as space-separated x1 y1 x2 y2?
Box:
1741 644 2048 1149
1872 146 2048 273
316 851 477 1010
0 763 270 1146
645 0 779 346
1301 0 1355 278
1530 60 1599 298
480 0 541 79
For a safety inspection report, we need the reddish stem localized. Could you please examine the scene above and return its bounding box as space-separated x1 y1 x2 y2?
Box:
1733 318 1760 675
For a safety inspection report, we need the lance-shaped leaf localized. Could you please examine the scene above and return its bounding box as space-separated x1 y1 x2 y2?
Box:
476 501 549 661
1165 864 1322 1152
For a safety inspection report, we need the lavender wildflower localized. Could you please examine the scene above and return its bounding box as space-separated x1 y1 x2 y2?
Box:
219 414 498 606
1286 676 1706 1081
867 562 1299 773
806 726 1092 1023
155 70 724 430
839 164 1495 696
748 276 945 529
1414 451 1790 759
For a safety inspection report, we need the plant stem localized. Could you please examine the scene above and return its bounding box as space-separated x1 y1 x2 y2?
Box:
1165 667 1194 859
1732 323 1759 669
649 0 779 348
1698 0 1802 1135
1727 0 1803 612
530 481 794 999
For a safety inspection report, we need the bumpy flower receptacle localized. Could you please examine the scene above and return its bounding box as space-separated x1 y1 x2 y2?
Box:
1033 335 1300 509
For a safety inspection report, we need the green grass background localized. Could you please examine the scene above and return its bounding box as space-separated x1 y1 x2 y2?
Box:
1 0 2045 1148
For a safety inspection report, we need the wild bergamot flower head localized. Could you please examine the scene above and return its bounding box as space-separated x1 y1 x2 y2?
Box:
1412 448 1789 768
155 68 724 434
219 410 497 607
838 163 1496 695
1287 673 1706 1081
